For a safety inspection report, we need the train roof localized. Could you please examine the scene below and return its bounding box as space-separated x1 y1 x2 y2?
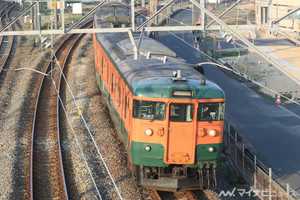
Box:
94 3 224 99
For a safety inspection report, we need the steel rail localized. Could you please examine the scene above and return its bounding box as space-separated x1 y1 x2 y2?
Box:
149 190 162 200
30 35 70 200
0 6 7 50
30 18 93 200
0 1 9 48
56 22 93 200
0 2 36 33
0 3 16 73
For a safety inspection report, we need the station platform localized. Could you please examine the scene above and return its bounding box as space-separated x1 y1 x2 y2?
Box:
260 45 300 82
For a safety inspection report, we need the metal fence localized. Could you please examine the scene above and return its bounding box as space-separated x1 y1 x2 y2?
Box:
223 120 300 200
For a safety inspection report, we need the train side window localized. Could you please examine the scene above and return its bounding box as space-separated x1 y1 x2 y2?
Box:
169 103 193 122
106 61 109 83
118 84 121 107
101 57 104 74
197 102 225 121
125 95 127 119
111 73 114 93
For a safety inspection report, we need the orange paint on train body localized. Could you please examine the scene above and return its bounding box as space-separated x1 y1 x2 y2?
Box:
93 30 133 137
93 3 225 189
94 31 224 165
93 18 225 157
131 98 223 165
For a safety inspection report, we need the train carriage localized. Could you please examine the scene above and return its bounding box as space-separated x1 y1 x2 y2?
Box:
93 2 225 191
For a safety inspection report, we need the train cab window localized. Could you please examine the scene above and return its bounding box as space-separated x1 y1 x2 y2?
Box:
169 103 193 122
197 102 225 121
133 100 166 120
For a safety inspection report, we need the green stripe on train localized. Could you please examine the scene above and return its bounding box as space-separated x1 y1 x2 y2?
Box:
131 141 222 167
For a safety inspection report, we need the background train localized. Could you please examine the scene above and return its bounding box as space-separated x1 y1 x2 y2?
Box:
93 2 225 191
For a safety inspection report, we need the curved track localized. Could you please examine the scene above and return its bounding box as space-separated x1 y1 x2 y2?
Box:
150 190 199 200
0 2 17 77
30 21 92 199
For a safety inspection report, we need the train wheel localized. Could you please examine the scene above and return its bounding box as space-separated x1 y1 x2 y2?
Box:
212 168 217 190
199 169 203 190
206 168 210 189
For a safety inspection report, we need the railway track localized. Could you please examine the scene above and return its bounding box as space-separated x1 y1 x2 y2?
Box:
174 191 198 200
30 20 92 199
0 2 17 80
149 190 201 200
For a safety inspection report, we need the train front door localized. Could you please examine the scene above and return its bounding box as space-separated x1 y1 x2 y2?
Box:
166 102 196 164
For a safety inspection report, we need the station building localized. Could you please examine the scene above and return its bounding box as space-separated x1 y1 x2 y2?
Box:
255 0 300 33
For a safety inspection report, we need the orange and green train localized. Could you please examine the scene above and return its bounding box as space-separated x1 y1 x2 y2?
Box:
93 2 225 191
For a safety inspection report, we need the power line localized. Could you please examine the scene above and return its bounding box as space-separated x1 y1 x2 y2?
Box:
135 9 300 106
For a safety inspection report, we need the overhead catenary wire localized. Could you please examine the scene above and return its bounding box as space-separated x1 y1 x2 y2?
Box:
13 3 299 198
51 51 124 200
135 9 300 106
51 78 103 200
22 24 124 198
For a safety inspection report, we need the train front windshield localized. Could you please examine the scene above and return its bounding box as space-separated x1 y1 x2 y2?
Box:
169 103 194 122
133 100 224 122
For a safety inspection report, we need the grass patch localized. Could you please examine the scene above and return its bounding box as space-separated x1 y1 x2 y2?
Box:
23 23 31 30
215 49 248 58
26 35 36 42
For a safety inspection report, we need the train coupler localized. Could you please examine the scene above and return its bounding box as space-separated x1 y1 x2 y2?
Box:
172 166 187 179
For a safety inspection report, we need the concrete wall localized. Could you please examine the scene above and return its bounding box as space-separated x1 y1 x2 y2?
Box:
207 0 224 3
256 0 300 32
274 0 300 7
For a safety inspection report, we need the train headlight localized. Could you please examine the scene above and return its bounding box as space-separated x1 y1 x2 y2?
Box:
208 147 214 152
209 129 216 137
144 145 151 151
145 128 153 136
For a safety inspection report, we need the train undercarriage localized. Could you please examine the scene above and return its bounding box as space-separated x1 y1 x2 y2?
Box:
135 165 217 192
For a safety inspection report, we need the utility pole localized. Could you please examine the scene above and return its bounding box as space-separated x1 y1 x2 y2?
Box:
142 0 145 19
54 1 58 29
131 0 135 31
268 0 272 34
30 2 34 31
61 0 65 32
150 0 153 24
149 0 158 38
35 2 40 46
154 0 158 25
201 0 207 54
192 3 195 26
